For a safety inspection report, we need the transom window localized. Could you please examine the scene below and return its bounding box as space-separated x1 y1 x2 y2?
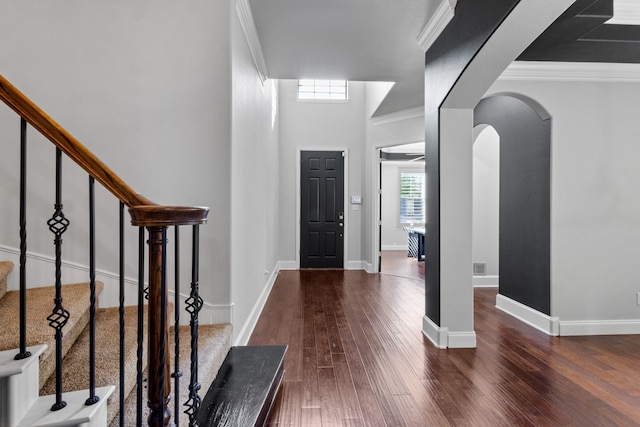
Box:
298 79 348 100
400 172 425 223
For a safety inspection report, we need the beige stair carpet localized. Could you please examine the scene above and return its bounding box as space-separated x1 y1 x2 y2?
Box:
111 323 232 427
40 305 148 425
0 261 14 300
0 281 103 388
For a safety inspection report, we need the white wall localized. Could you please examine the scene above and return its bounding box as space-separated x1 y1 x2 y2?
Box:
381 162 424 249
278 80 366 267
490 76 640 328
0 1 232 307
230 6 280 343
472 126 500 277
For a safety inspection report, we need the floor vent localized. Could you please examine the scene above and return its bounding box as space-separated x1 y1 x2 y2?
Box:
473 262 487 275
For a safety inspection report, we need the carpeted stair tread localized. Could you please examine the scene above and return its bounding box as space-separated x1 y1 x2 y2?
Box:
0 281 103 389
0 261 14 300
40 305 148 425
112 323 232 427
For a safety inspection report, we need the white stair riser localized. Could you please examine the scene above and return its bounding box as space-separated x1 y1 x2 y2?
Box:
16 386 114 427
0 345 47 427
0 358 40 427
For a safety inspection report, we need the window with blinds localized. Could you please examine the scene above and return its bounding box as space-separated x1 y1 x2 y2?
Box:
298 79 348 100
400 172 425 223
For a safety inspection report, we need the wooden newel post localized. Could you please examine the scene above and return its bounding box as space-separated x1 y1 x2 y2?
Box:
147 226 172 426
129 204 209 426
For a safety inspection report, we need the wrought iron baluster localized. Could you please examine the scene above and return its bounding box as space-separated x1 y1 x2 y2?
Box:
46 147 70 411
171 226 182 426
119 202 125 426
15 118 31 361
136 226 145 426
184 224 203 425
85 177 99 405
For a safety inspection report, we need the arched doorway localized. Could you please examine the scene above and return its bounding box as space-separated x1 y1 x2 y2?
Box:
472 125 500 288
474 93 552 317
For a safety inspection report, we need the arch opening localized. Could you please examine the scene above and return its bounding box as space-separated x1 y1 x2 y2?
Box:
474 93 552 317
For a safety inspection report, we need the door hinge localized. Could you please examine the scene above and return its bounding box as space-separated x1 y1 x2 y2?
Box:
342 151 345 157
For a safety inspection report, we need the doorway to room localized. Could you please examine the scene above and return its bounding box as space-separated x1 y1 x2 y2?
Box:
378 142 425 279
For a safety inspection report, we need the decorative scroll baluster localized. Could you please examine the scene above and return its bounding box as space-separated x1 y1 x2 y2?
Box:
184 224 203 425
119 202 126 426
85 177 99 405
171 226 182 426
15 118 31 361
46 147 70 411
147 226 171 426
136 226 145 427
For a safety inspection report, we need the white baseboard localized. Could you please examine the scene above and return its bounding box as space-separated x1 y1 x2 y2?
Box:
168 291 233 326
233 263 281 346
278 260 297 270
496 294 559 336
559 319 640 336
346 260 367 270
448 331 477 348
422 315 448 348
0 244 233 325
473 275 498 287
381 245 406 251
364 262 375 274
0 244 137 301
273 260 369 271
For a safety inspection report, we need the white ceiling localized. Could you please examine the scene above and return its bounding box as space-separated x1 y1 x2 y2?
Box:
248 0 441 116
247 1 639 117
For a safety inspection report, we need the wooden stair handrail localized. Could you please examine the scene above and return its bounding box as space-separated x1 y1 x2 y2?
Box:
0 74 208 226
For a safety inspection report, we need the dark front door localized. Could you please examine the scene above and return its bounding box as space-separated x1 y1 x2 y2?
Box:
300 151 344 268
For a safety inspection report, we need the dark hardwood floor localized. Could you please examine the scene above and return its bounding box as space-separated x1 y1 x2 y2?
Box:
379 250 425 282
249 256 640 426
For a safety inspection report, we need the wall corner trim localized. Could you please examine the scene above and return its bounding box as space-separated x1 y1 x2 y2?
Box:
422 315 448 348
371 106 424 126
496 294 559 336
416 0 456 52
500 61 640 83
235 0 269 84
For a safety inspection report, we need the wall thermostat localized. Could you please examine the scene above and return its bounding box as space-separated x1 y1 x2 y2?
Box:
351 196 362 204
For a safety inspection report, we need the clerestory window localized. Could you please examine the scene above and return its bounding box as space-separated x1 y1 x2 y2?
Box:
297 79 348 101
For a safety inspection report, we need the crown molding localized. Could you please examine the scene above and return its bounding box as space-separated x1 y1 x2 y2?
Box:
417 0 457 52
235 0 269 84
499 61 640 83
371 106 424 126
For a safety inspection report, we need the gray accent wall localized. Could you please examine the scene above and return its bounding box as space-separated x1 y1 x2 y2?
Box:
474 95 551 315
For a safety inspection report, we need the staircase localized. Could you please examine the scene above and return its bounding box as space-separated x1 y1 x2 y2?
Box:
0 74 286 426
0 260 233 426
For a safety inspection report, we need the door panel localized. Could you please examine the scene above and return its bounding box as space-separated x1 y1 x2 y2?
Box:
301 151 344 268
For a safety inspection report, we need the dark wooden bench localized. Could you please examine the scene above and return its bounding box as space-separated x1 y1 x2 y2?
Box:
197 345 287 427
